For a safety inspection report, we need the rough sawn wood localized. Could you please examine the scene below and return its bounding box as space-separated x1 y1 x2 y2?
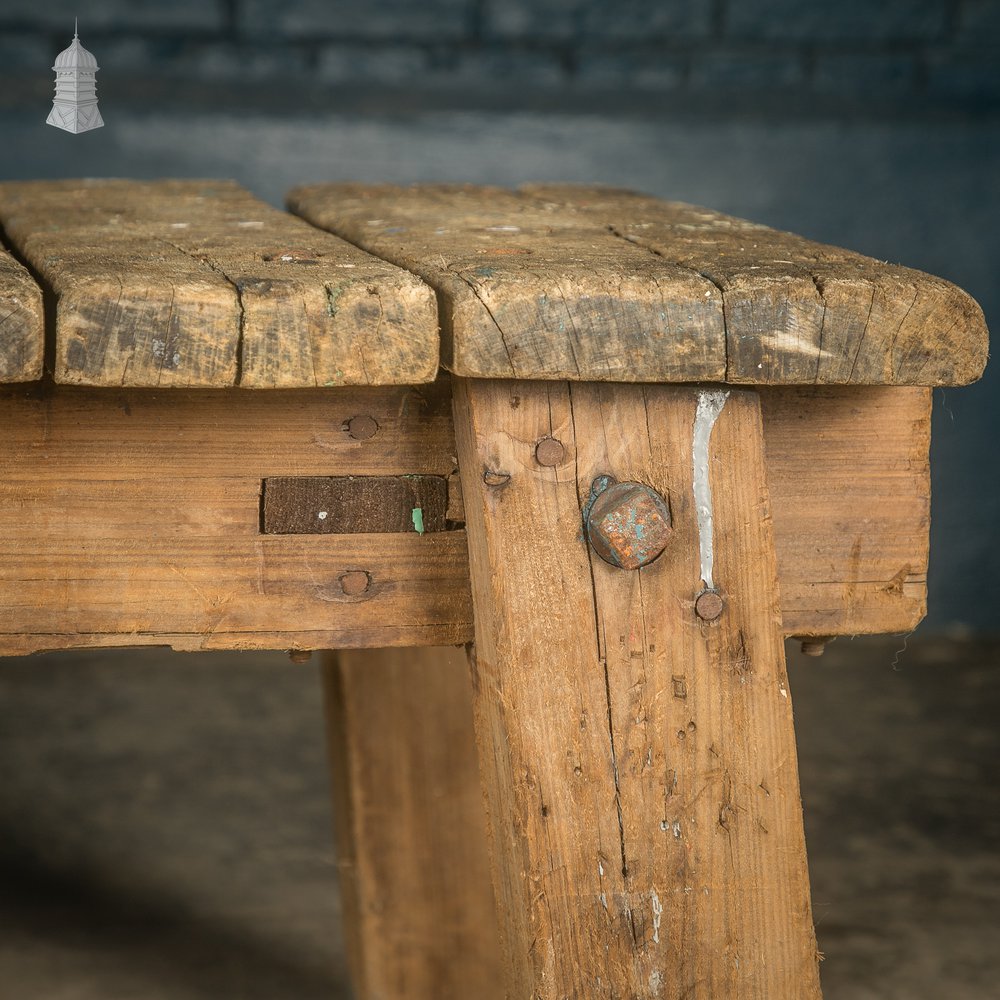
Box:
0 179 439 387
453 377 822 999
323 647 504 1000
0 381 471 654
287 182 988 386
0 244 44 382
0 381 928 654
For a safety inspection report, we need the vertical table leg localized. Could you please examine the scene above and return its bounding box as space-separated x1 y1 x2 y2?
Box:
453 378 823 999
322 647 504 1000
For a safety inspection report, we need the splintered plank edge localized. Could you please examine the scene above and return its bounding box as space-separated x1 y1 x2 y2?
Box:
0 245 45 382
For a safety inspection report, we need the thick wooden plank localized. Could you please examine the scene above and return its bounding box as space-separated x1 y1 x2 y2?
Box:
0 245 44 382
761 385 930 637
288 182 987 386
0 381 470 655
0 533 471 654
0 380 928 654
453 378 822 998
287 183 726 382
262 475 449 534
0 179 438 387
0 380 457 478
322 647 504 1000
526 185 988 387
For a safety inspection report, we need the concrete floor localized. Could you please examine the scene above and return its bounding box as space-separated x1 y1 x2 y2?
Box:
0 636 997 999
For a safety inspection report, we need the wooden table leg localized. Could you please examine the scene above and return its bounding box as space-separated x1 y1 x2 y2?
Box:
453 378 823 1000
321 647 504 1000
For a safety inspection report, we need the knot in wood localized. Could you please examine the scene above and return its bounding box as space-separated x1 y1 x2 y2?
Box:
340 570 371 596
584 479 672 570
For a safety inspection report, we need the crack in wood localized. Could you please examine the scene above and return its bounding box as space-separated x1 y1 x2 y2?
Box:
165 238 245 385
449 266 517 376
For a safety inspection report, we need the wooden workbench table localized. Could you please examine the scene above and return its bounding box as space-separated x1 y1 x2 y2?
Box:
0 179 988 999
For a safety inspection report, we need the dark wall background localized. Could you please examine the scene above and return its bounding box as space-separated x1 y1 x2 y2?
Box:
0 0 997 631
1 0 998 109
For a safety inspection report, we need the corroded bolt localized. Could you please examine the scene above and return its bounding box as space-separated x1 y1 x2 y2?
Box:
535 436 565 467
287 649 313 663
346 415 378 440
340 570 371 596
799 637 831 657
694 590 725 622
584 477 672 570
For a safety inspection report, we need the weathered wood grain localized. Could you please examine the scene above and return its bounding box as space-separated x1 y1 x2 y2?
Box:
324 382 928 994
0 245 44 382
0 179 439 387
287 183 725 382
0 380 929 654
262 475 449 534
760 385 930 638
288 182 988 386
322 647 504 1000
0 381 469 655
453 378 822 998
526 184 988 386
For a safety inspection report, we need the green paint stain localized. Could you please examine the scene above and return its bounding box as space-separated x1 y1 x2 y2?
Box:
411 507 425 535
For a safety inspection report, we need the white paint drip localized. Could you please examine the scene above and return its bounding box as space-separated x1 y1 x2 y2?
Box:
651 890 663 944
692 390 730 589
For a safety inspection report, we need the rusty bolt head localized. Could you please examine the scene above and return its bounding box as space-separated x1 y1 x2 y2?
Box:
340 570 371 596
346 415 378 440
585 479 672 570
798 637 832 657
535 437 565 467
695 590 725 622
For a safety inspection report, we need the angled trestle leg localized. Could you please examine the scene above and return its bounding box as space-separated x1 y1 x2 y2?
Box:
452 377 823 1000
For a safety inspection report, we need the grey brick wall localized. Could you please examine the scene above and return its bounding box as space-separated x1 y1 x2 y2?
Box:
726 0 950 42
1 0 997 109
